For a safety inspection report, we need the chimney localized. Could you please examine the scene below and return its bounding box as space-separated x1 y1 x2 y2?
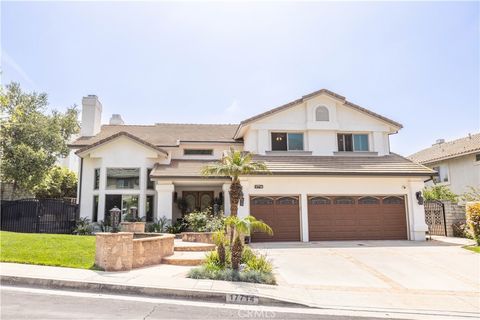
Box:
109 114 124 125
80 95 102 136
433 138 445 146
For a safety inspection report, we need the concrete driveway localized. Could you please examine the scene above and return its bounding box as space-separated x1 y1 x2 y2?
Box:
251 239 480 315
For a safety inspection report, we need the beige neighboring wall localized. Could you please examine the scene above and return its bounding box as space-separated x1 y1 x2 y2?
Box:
425 154 480 195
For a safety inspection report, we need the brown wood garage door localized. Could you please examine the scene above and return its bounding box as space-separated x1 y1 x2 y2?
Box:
250 196 301 242
308 196 408 241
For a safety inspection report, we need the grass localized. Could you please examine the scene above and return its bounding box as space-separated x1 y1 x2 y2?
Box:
0 231 96 269
463 245 480 253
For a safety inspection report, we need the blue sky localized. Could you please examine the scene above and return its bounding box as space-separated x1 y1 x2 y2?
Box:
2 1 479 155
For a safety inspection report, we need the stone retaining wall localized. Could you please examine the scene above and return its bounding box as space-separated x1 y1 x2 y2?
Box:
95 232 174 271
181 232 215 244
120 222 146 233
442 201 466 237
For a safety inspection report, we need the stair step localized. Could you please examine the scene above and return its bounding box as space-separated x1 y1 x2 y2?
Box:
162 251 208 266
174 240 215 252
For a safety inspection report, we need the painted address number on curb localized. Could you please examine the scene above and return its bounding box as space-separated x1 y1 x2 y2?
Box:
226 294 259 305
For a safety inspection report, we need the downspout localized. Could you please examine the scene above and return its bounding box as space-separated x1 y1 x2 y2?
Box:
78 157 83 212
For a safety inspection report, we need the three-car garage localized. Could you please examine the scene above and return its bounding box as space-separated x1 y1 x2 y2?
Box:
250 195 408 242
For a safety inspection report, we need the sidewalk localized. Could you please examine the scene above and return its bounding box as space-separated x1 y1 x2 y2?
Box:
1 260 478 319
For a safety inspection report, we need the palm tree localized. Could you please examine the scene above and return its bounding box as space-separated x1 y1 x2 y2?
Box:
225 215 273 270
201 148 269 217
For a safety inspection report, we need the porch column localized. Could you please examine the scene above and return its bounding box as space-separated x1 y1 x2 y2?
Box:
407 179 428 241
155 182 174 221
222 183 231 216
300 193 309 242
237 178 250 219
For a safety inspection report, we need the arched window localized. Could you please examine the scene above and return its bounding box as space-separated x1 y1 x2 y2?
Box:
315 106 329 121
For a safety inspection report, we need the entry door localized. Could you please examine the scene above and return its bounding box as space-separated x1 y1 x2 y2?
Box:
183 191 214 212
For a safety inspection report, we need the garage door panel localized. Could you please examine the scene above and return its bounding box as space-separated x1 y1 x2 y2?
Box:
251 196 300 242
308 195 407 241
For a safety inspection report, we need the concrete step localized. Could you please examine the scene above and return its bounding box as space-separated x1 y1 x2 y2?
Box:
162 251 208 266
174 240 216 252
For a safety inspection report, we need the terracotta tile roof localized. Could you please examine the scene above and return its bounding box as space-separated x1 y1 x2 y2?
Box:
69 123 240 148
235 89 403 137
151 160 228 178
150 154 435 178
74 131 168 156
408 133 480 164
252 153 434 176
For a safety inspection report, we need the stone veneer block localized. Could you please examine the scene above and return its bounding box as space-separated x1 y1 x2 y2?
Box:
181 232 216 244
95 232 134 271
132 233 175 269
120 222 146 233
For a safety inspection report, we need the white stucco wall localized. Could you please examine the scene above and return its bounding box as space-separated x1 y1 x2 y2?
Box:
236 175 428 241
425 154 480 195
241 93 394 156
79 136 167 221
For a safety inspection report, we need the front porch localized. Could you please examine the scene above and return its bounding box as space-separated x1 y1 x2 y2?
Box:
155 179 232 222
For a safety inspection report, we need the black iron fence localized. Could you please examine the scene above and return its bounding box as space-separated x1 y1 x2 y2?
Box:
424 200 447 236
1 198 79 234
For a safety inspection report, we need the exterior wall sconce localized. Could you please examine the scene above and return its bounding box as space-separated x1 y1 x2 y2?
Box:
415 191 424 205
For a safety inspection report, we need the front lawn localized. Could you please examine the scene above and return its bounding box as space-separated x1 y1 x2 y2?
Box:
0 231 95 269
463 245 480 253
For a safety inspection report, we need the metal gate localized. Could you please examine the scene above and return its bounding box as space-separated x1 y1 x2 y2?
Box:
424 200 446 236
1 198 79 234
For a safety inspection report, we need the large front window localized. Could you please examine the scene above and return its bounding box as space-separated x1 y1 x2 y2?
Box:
337 134 369 152
105 194 139 218
106 168 140 189
271 132 304 151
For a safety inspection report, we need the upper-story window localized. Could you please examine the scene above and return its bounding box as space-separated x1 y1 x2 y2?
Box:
184 149 213 155
146 168 154 190
315 106 329 121
337 133 369 152
94 168 100 190
106 168 140 189
432 165 449 183
271 132 304 151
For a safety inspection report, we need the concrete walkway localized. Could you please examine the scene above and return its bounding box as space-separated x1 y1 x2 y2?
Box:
1 238 479 319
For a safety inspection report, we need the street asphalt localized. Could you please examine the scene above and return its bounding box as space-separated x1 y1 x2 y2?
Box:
0 286 399 320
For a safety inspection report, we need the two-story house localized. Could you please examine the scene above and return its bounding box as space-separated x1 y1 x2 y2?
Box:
70 89 434 242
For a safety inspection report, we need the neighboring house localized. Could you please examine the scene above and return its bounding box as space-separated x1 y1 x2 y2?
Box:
408 134 480 195
69 90 434 242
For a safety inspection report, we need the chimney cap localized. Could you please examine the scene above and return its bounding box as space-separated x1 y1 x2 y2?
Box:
109 114 124 125
434 138 445 145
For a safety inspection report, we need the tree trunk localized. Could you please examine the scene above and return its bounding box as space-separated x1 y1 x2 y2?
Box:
229 180 242 217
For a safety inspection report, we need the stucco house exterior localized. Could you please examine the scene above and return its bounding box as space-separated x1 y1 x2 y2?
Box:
70 89 434 242
408 133 480 195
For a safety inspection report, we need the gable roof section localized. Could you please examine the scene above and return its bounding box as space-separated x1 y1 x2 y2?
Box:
75 131 168 156
234 89 403 138
408 133 480 164
70 123 240 149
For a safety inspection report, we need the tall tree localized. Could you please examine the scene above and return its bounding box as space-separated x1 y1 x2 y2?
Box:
201 148 269 217
34 166 78 199
0 82 79 198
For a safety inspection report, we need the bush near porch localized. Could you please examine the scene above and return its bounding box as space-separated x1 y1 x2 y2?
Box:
0 231 95 269
188 246 276 285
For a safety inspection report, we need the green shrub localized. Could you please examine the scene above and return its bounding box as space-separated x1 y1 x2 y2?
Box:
244 253 273 273
423 186 458 202
146 216 171 233
73 217 92 235
184 208 224 232
187 266 276 285
452 222 473 239
166 220 187 234
466 202 480 245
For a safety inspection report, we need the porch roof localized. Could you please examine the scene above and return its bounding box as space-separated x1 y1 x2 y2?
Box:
150 160 229 179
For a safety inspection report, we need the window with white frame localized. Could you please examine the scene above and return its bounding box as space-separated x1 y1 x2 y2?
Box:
315 106 329 121
271 132 304 151
337 133 369 152
432 165 449 183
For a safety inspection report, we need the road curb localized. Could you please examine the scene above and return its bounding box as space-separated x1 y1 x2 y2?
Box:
0 275 308 308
